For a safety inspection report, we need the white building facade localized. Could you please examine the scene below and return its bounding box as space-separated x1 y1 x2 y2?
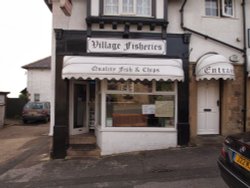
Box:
22 57 51 102
45 0 250 158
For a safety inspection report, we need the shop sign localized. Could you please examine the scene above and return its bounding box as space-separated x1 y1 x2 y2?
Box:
91 64 161 74
203 66 234 75
87 38 166 55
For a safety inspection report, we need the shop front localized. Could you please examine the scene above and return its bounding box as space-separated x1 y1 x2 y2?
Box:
52 30 190 158
62 56 184 155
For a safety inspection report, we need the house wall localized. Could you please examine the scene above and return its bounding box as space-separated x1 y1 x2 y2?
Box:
49 0 250 155
27 69 51 102
185 0 245 139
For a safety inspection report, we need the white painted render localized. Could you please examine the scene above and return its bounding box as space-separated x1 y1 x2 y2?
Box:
155 0 164 19
181 0 244 63
52 0 87 30
51 0 245 63
26 69 51 102
90 0 99 16
95 127 177 155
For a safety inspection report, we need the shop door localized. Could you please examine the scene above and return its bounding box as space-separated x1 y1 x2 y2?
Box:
197 80 219 135
70 82 89 135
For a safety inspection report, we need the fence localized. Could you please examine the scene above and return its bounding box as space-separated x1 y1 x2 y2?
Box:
6 98 28 119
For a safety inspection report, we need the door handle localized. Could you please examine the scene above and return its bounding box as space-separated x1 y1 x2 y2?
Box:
204 109 211 112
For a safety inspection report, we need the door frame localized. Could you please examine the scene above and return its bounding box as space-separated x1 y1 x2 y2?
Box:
69 80 89 135
197 80 220 135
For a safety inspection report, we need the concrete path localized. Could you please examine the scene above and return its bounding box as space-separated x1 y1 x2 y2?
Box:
0 120 228 188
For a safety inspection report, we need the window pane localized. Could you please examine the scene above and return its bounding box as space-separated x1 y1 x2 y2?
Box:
107 80 153 92
104 0 119 15
205 0 218 16
224 0 233 16
156 81 174 92
106 94 175 127
107 80 128 91
133 80 152 92
122 0 134 14
137 0 151 16
34 93 40 102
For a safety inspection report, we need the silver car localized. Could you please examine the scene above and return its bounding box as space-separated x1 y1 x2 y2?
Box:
22 101 50 123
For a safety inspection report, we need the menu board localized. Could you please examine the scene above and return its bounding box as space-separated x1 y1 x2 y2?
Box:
155 101 174 117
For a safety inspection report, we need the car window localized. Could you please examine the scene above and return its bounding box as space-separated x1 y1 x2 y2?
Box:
25 102 44 110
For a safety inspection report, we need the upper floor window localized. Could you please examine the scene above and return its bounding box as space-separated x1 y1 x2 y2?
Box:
104 0 152 17
205 0 218 16
222 0 234 17
205 0 234 18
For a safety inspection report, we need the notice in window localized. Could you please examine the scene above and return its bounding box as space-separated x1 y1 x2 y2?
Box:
155 101 174 117
142 104 155 114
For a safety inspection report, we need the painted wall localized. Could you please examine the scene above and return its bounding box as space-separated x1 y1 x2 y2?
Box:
26 69 51 102
183 0 244 62
96 127 177 155
51 0 244 62
49 0 249 141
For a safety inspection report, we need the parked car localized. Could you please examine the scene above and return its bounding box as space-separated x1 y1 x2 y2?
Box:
217 132 250 188
22 101 50 123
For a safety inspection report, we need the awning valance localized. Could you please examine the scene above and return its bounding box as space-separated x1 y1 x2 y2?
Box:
195 54 235 81
62 56 184 81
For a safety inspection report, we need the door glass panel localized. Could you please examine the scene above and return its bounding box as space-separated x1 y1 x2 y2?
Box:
74 84 87 129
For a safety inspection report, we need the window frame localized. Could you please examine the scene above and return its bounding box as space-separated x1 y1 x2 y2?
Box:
205 0 235 18
34 93 40 102
103 0 153 18
221 0 235 18
103 79 178 129
205 0 219 17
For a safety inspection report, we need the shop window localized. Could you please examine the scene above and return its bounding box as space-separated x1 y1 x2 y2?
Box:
103 0 152 17
156 81 174 92
105 80 176 128
205 0 235 18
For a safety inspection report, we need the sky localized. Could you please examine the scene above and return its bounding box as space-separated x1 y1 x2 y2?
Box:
0 0 52 98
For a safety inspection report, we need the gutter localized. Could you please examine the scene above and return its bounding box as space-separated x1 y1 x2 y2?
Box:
180 0 244 53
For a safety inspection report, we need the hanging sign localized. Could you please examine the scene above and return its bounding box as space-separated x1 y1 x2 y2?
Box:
87 38 166 55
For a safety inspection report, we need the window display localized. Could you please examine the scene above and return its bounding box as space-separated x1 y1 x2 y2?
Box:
105 80 176 128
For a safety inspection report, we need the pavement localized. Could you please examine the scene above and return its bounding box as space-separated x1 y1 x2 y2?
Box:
0 119 229 188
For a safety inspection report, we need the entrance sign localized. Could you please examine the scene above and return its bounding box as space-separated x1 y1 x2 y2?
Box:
87 38 166 55
196 54 235 80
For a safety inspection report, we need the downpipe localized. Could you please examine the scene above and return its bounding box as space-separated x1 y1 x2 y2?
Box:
242 0 247 132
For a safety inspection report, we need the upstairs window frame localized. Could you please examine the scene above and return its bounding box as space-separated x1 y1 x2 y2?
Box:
205 0 235 18
103 0 153 17
221 0 234 18
205 0 219 17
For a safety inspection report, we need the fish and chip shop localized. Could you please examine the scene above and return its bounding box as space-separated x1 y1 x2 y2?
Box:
52 33 190 158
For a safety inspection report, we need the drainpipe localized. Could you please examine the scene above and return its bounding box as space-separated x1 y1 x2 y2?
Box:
180 0 244 53
242 0 247 132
